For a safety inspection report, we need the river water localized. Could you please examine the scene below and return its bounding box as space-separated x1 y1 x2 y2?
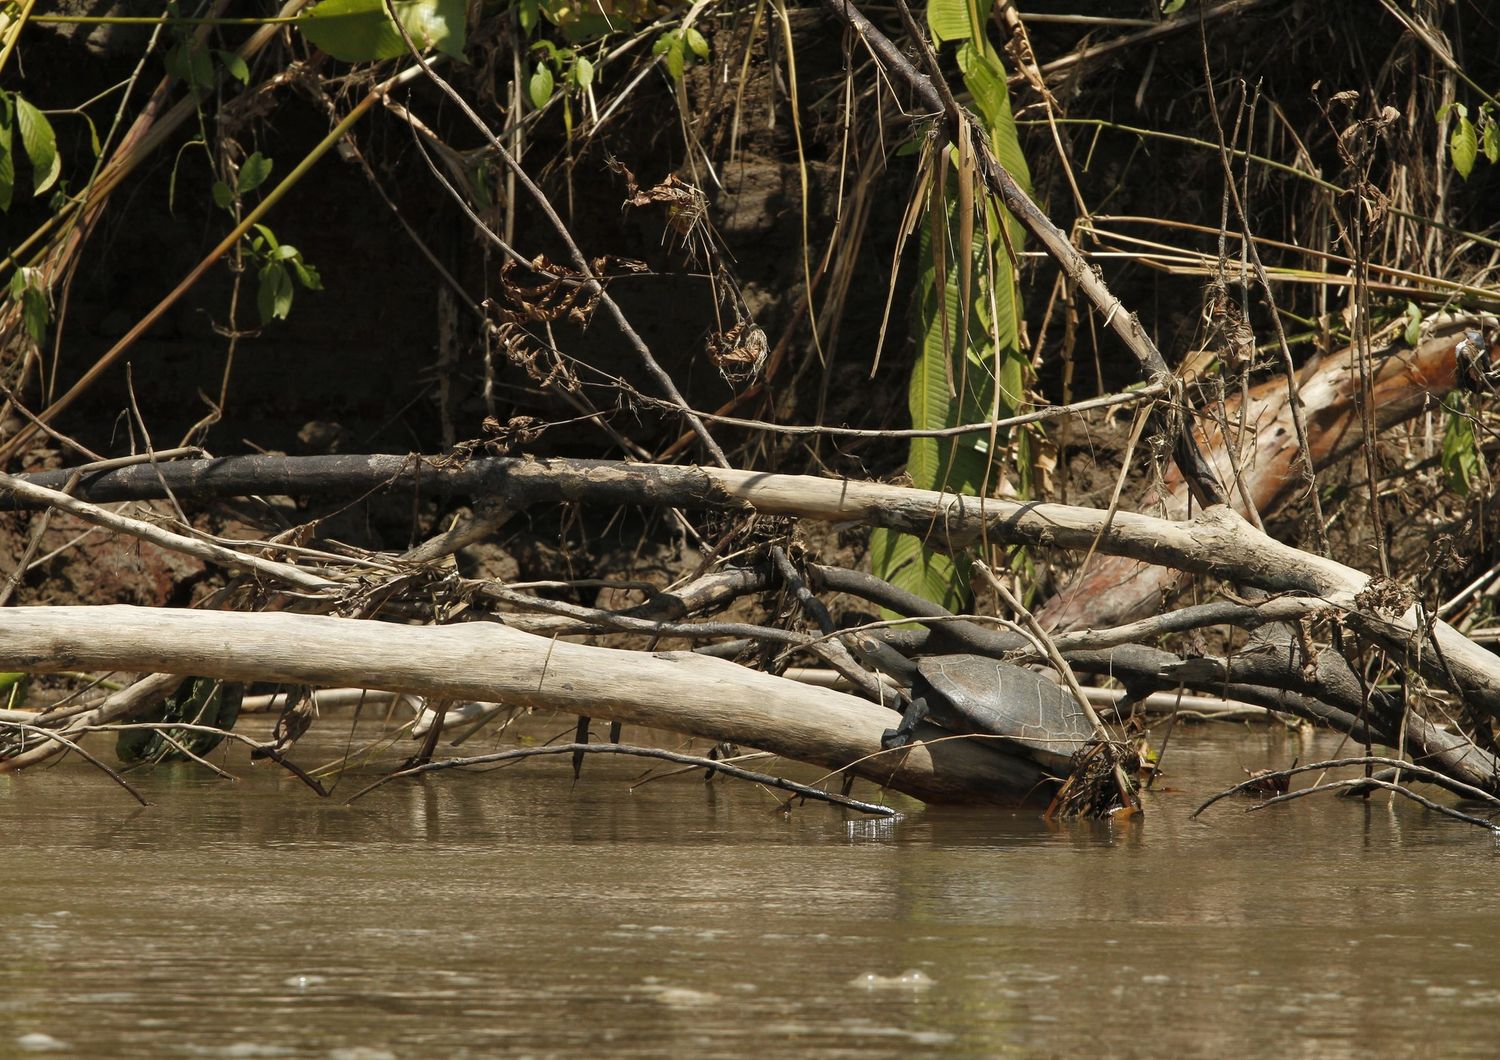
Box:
3 719 1497 1057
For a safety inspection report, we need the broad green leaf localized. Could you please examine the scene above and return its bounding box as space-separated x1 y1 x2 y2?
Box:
14 95 59 196
190 44 215 90
869 527 969 616
216 49 250 84
299 0 467 63
1483 114 1499 164
1442 394 1482 495
664 37 684 81
685 26 709 60
1450 114 1478 179
258 261 292 323
238 151 273 193
518 0 538 33
573 56 594 90
164 41 191 82
528 63 554 109
211 180 235 209
870 40 1030 611
927 0 982 43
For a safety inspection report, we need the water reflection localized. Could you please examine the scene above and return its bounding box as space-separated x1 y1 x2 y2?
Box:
1 722 1497 1056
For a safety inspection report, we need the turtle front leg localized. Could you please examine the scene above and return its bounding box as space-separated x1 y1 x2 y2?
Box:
881 691 932 749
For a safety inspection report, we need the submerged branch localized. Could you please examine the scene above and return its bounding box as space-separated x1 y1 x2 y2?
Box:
346 741 901 817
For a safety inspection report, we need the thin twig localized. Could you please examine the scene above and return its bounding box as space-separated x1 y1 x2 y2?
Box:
1250 778 1498 833
819 0 1227 508
0 470 334 591
0 721 148 805
1193 755 1500 816
345 741 900 816
381 2 730 468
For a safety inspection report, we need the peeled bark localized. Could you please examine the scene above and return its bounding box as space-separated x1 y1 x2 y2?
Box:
1037 325 1493 631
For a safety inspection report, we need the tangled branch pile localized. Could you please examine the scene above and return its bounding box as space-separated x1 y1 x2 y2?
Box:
0 0 1497 823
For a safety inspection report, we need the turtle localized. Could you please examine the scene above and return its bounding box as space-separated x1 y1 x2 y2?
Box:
848 633 1095 772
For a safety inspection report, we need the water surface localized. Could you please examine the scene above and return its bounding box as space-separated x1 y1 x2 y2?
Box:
3 720 1496 1057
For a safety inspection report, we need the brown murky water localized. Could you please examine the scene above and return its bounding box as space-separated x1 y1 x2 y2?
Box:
3 720 1498 1057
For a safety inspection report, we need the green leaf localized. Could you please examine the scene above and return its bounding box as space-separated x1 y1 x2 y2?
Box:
252 223 281 251
216 49 250 84
528 63 554 109
1402 301 1421 346
684 26 709 60
664 37 684 81
869 36 1032 611
257 261 293 323
1442 394 1482 496
238 151 273 194
868 528 970 616
290 259 323 290
1450 114 1478 179
164 41 191 82
518 0 538 33
1482 113 1499 165
299 0 467 62
0 112 14 212
14 95 60 196
572 55 594 90
926 0 982 43
9 268 48 345
116 676 243 764
211 180 235 209
190 44 215 90
83 113 102 157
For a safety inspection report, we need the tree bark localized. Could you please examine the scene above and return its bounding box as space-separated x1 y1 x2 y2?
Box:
8 453 1500 721
0 605 1051 805
1038 323 1493 630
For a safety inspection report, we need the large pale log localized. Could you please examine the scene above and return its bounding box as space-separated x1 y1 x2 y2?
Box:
0 605 1049 805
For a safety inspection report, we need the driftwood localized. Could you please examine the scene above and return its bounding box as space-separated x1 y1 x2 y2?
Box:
5 451 1500 802
3 2 1491 808
0 605 1052 805
10 454 1500 719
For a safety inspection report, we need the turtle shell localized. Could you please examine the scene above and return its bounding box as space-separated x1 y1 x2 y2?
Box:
915 655 1093 772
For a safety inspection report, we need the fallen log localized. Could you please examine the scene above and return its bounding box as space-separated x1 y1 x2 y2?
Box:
8 455 1500 723
0 605 1052 805
1038 321 1496 630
